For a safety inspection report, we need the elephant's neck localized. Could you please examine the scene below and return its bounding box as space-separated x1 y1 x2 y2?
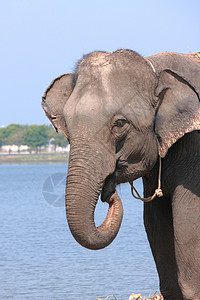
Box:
167 130 200 161
162 130 200 194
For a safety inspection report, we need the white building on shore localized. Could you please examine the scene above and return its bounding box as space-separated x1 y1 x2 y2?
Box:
1 145 29 153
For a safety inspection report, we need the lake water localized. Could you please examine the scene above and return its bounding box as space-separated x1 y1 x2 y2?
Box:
0 164 159 300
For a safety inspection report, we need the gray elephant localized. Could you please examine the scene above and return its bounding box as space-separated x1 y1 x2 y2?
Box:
42 50 200 300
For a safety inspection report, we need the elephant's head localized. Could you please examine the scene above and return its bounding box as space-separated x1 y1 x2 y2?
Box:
42 50 200 250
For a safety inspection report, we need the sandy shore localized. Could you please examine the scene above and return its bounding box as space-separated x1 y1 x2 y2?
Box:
0 153 69 164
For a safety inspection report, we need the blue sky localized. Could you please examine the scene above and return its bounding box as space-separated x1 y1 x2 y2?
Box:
1 0 199 126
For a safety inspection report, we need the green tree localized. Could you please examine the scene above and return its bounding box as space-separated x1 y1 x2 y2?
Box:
52 131 69 149
0 124 26 152
0 124 69 153
0 124 23 140
23 125 49 153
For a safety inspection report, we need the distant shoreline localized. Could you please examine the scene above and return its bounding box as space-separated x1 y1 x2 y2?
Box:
0 153 69 165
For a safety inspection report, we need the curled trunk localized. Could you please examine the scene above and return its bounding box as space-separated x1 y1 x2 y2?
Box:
65 146 123 250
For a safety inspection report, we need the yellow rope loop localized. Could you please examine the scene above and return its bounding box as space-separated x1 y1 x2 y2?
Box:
155 188 163 198
129 156 163 202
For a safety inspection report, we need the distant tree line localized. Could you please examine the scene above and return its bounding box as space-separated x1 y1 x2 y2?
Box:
0 124 69 153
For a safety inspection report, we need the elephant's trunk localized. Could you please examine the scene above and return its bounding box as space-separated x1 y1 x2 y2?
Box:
65 144 123 250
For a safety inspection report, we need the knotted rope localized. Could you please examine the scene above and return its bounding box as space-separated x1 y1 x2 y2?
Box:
129 156 163 202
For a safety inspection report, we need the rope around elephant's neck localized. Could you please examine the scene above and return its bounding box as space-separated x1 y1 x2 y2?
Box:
129 156 163 202
129 58 163 202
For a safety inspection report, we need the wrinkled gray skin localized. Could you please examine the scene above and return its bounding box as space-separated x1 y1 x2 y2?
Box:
42 50 200 300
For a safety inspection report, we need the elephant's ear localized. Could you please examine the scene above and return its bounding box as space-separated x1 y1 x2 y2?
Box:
41 74 74 140
155 69 200 157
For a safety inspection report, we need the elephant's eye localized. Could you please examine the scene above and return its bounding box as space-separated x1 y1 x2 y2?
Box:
114 119 126 128
111 117 129 138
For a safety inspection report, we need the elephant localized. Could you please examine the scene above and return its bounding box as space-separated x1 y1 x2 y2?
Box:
42 50 200 300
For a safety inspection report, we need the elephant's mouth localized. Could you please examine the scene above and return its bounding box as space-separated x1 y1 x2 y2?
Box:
101 172 117 203
101 158 126 202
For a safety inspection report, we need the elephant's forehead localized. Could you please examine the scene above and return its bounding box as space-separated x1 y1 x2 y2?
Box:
64 90 117 135
72 92 115 121
66 75 151 120
79 52 111 68
65 74 115 118
65 64 154 130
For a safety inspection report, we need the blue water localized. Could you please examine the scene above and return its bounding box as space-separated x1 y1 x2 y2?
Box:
0 164 159 299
